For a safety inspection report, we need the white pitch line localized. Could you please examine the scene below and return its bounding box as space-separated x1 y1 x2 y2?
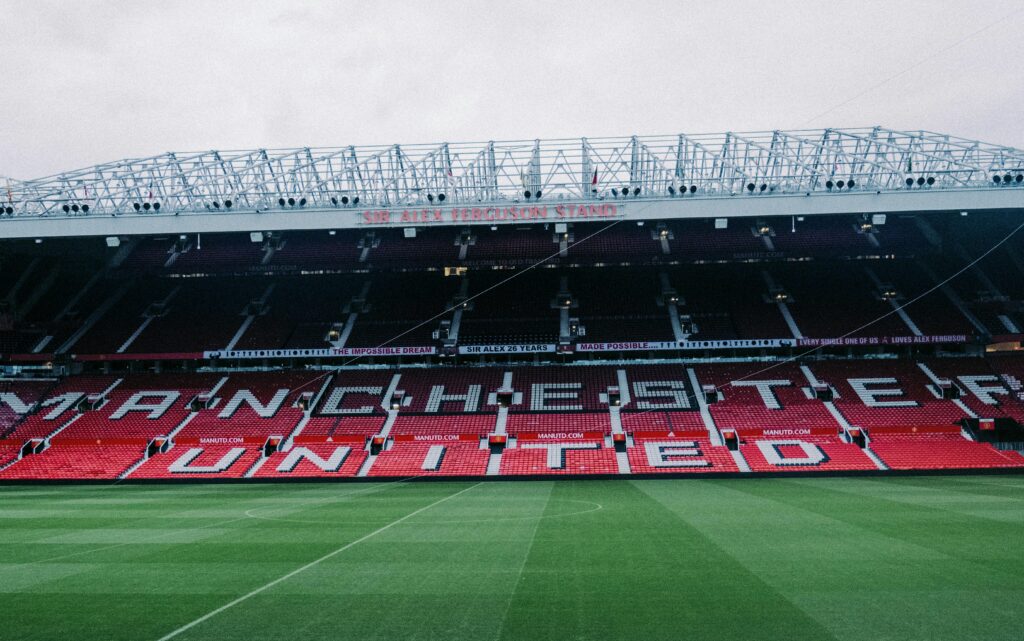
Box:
154 482 482 641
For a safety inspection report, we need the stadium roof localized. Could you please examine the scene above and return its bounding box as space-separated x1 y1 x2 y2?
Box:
3 126 1024 239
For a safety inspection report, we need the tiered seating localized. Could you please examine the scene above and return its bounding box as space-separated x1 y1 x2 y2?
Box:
922 358 1024 421
271 230 365 269
986 355 1024 422
566 223 663 263
366 229 461 268
776 262 913 339
253 443 367 478
345 273 457 347
572 269 673 342
369 442 489 476
234 274 364 350
172 372 310 441
627 436 738 473
396 367 508 413
0 378 53 436
511 366 618 412
118 237 173 271
169 234 266 273
666 220 766 259
466 227 557 265
126 278 267 353
869 433 1024 470
458 270 560 345
809 360 968 429
0 444 144 480
871 261 975 336
130 445 261 478
299 416 384 437
668 264 793 340
73 279 179 354
769 216 875 257
54 374 217 442
3 376 116 440
318 370 393 415
390 415 496 435
620 411 707 432
0 440 23 469
740 435 877 471
505 413 610 434
499 437 617 475
694 363 840 432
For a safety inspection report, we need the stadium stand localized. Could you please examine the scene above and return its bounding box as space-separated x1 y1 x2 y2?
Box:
253 442 367 478
369 441 490 476
627 435 739 473
808 360 969 430
499 436 618 475
2 204 1024 479
739 435 878 471
868 431 1024 470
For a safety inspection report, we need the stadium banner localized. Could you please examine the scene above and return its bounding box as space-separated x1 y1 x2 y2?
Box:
392 434 479 442
740 427 839 437
457 344 556 354
203 346 436 359
176 436 265 444
576 339 794 352
515 431 606 440
358 203 624 227
796 335 970 346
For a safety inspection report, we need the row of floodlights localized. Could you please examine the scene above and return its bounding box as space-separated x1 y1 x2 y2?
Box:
824 180 856 191
613 187 645 197
47 172 1024 216
277 195 381 208
993 173 1024 185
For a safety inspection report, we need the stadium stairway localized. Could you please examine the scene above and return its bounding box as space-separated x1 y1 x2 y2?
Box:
116 286 181 353
224 282 276 351
916 362 981 421
862 265 924 336
355 373 401 477
687 367 749 471
799 364 888 470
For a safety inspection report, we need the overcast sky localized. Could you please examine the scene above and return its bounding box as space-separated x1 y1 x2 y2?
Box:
2 0 1022 180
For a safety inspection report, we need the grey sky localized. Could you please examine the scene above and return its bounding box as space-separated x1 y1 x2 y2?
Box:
2 0 1022 180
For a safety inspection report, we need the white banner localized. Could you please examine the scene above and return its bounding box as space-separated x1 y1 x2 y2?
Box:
576 339 794 352
204 346 436 359
575 341 679 352
457 344 556 354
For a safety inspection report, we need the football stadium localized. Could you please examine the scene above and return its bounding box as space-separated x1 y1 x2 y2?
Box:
6 4 1024 637
1 126 1023 639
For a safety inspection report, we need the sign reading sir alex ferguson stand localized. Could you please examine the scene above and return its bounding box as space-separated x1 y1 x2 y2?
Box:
358 203 623 227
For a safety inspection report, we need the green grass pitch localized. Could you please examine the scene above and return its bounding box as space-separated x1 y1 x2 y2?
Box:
1 476 1022 641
